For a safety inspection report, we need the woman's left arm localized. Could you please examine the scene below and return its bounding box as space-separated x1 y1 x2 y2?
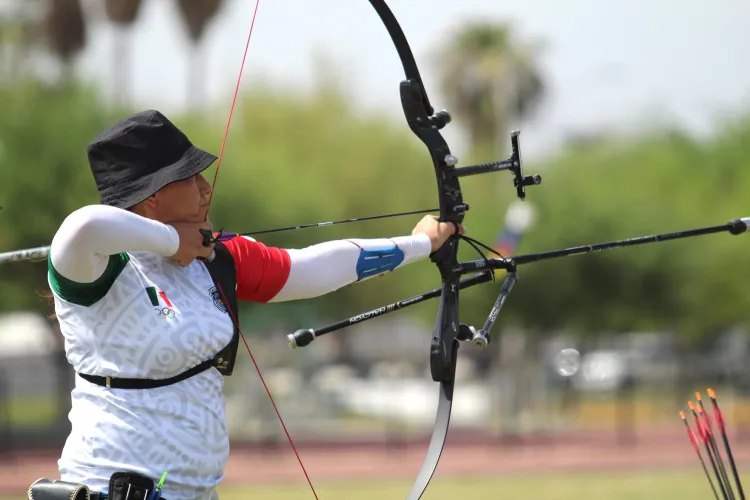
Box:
222 234 432 303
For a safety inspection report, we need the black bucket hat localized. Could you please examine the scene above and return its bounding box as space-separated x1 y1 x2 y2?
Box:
87 109 217 209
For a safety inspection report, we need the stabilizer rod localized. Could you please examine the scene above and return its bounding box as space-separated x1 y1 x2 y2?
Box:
457 217 750 274
466 270 517 349
286 271 494 348
286 216 750 350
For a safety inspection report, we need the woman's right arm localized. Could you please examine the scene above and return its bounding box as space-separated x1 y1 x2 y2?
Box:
49 205 180 283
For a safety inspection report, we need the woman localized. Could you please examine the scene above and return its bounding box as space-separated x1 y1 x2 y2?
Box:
32 110 463 500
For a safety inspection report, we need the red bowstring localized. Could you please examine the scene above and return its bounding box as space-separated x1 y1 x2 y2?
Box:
204 0 261 219
218 285 319 499
206 2 319 498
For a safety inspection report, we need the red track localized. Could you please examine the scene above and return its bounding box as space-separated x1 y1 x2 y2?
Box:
2 427 748 494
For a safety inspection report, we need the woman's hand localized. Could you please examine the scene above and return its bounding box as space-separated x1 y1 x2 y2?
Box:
411 215 466 252
167 221 215 266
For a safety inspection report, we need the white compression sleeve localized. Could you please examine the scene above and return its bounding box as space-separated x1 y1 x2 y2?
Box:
50 205 180 283
269 233 432 302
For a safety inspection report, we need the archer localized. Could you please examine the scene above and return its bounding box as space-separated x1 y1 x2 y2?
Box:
30 109 464 500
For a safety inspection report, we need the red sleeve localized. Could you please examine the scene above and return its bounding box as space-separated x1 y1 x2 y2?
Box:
222 235 291 303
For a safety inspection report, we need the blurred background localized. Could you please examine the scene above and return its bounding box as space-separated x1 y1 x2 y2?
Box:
2 0 750 498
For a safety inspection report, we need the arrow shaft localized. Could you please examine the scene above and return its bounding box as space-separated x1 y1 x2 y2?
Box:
0 246 50 264
0 209 442 264
302 271 493 341
238 208 438 236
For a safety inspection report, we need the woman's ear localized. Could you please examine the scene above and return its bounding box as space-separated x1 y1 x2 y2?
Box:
129 195 158 216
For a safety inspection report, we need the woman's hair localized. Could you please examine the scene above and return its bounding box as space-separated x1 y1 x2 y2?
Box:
36 289 57 320
30 254 57 320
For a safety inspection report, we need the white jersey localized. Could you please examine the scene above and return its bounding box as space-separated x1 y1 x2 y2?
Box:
52 251 233 500
48 205 431 500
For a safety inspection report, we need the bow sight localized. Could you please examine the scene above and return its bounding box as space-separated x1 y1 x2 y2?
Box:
448 129 542 201
406 106 542 201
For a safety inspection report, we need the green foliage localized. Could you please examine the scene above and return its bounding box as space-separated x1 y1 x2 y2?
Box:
0 78 503 326
0 79 117 311
501 120 750 339
2 77 750 342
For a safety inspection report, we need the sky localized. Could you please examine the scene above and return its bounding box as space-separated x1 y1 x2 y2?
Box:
65 0 750 160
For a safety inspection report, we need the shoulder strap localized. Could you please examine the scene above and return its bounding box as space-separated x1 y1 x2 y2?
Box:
77 242 241 390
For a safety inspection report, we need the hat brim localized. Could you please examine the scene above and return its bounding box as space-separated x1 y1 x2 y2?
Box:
99 146 218 209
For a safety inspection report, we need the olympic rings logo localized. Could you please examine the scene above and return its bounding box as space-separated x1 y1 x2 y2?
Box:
154 307 176 319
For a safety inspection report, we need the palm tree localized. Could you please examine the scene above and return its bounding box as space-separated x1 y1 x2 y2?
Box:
105 0 142 22
44 0 86 83
433 22 545 159
175 0 223 109
433 22 545 440
104 0 143 105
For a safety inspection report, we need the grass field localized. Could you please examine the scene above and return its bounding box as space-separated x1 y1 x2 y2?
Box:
2 469 745 499
205 469 745 500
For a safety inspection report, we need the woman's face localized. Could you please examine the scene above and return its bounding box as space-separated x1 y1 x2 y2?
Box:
140 173 213 223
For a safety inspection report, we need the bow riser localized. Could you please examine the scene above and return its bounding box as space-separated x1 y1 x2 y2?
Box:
398 77 467 383
429 252 462 382
398 79 466 216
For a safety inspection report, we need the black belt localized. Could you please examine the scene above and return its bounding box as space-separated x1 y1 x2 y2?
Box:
28 477 168 500
78 358 215 389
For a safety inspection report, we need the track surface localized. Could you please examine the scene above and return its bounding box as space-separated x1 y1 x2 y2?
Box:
2 427 748 494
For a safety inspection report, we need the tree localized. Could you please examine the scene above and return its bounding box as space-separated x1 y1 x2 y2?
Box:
43 0 86 83
433 22 545 159
104 0 143 105
105 0 142 22
175 0 223 109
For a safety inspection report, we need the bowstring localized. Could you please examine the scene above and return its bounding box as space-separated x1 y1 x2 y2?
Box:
205 2 319 497
204 0 260 220
216 284 319 500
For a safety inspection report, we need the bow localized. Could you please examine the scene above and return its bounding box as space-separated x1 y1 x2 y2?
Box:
282 2 542 498
362 3 538 497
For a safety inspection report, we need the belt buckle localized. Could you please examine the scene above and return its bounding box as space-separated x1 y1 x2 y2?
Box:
105 377 111 388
